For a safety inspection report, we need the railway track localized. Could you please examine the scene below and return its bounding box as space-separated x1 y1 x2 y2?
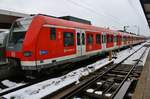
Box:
58 46 146 99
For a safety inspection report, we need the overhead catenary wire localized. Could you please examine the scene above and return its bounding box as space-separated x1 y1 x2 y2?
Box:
65 0 123 26
79 0 124 24
127 0 144 23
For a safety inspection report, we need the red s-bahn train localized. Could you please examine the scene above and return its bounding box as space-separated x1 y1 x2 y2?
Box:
6 14 145 71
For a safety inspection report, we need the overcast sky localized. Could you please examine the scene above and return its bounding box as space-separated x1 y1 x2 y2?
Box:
0 0 149 36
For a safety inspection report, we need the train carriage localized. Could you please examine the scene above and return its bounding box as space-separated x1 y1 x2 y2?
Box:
5 14 145 71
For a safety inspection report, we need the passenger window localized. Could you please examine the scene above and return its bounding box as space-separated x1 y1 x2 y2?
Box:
82 33 85 45
114 35 116 42
104 35 106 43
77 33 80 45
121 36 123 42
111 35 113 42
96 34 101 44
117 36 119 42
123 36 124 41
109 35 111 43
64 32 74 46
50 27 56 40
102 34 106 43
107 35 110 43
110 35 112 42
102 34 103 43
87 34 93 44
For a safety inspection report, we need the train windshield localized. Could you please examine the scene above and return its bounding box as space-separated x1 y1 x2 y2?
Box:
7 17 33 50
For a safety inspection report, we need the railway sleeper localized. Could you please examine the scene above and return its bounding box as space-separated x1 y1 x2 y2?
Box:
110 70 129 75
83 81 115 98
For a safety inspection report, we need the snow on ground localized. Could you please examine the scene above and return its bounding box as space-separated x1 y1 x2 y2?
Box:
114 44 143 64
122 47 150 66
2 80 19 88
114 42 149 66
3 59 112 99
139 47 150 66
0 80 25 94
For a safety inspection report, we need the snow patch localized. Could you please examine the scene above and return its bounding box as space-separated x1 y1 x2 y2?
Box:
1 80 18 88
3 59 112 99
114 42 150 66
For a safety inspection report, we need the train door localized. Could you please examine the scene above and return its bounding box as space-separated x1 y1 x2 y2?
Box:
114 32 117 48
102 32 106 50
76 29 86 56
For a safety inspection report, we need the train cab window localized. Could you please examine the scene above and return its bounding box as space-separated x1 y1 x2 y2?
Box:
50 27 56 40
96 34 101 44
77 33 80 45
82 33 85 45
87 34 93 44
63 32 74 46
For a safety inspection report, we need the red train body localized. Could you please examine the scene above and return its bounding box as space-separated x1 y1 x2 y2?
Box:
6 15 145 71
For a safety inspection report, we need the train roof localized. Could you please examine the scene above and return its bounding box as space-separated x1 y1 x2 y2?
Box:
35 14 114 33
25 14 140 37
58 16 91 25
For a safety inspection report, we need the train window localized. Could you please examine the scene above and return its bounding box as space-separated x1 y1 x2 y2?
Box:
111 35 113 42
116 36 118 42
123 36 126 42
102 34 106 43
109 35 110 42
96 34 101 44
77 33 80 45
63 32 74 46
120 36 122 42
50 27 56 40
107 35 111 43
117 36 120 42
82 33 85 45
87 34 93 44
110 35 112 42
102 34 103 43
102 35 104 43
114 35 117 42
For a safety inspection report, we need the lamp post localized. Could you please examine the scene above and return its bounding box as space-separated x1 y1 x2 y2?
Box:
123 25 140 35
123 26 129 32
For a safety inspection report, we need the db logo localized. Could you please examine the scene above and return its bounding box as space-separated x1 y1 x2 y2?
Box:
11 52 16 57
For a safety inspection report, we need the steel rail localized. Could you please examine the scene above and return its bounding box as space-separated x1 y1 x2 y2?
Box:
111 47 148 99
61 46 144 99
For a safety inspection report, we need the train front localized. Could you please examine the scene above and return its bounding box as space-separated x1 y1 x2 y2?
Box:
6 17 33 68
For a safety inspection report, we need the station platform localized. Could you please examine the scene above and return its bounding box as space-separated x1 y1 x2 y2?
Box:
132 49 150 99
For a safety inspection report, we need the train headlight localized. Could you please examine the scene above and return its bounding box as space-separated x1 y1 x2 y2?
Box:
23 51 32 57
